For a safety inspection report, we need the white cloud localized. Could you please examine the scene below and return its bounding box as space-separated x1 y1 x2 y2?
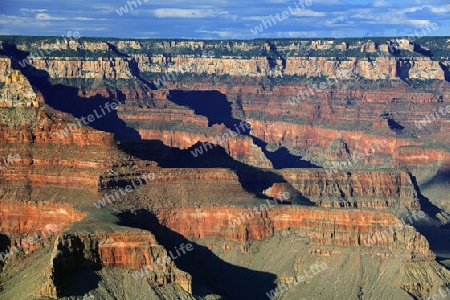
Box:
276 31 314 37
36 13 67 21
408 19 432 26
400 6 426 13
372 1 391 7
20 8 48 14
195 29 248 39
329 6 437 27
243 16 271 21
89 4 116 14
72 16 109 21
86 27 108 32
154 8 221 18
243 9 325 21
0 14 51 28
428 4 450 13
73 17 96 21
311 0 343 4
324 16 347 25
136 32 158 36
1 0 448 39
292 9 326 17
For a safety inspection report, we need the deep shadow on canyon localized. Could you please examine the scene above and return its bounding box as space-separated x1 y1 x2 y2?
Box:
0 42 314 203
167 90 320 169
0 43 140 140
0 234 11 266
117 209 278 300
2 40 450 296
118 139 312 204
411 170 450 261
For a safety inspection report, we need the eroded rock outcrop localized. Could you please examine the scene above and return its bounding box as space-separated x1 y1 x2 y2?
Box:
0 70 39 108
151 206 431 257
0 201 85 236
37 231 191 298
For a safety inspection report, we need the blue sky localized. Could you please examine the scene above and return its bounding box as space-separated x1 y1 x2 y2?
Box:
0 0 449 39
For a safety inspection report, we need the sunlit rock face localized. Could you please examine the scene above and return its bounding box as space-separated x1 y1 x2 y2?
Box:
0 70 39 108
0 37 449 300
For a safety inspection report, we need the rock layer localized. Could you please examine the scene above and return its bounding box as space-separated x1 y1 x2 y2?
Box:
152 206 433 260
38 231 192 298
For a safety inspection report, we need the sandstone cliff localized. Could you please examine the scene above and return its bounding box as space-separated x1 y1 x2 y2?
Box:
0 37 449 299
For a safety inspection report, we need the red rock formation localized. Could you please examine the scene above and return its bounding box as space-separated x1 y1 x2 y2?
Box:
0 201 85 260
109 166 417 209
0 201 85 235
393 147 450 168
0 39 448 299
36 231 192 298
1 43 449 170
153 205 434 262
113 78 450 170
278 169 420 208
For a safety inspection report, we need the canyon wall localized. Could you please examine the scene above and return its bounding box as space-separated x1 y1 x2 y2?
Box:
0 37 448 299
1 37 450 173
3 38 449 80
39 231 192 297
0 200 192 298
279 169 419 208
148 206 434 261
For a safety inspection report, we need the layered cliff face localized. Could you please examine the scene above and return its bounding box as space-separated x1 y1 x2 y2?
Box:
8 53 447 81
0 36 449 299
5 37 449 80
40 231 192 297
150 206 428 252
0 201 85 236
116 195 445 299
0 71 141 198
2 36 450 172
0 188 193 299
142 80 450 168
0 201 85 264
0 68 195 298
100 165 418 210
109 166 428 257
279 169 419 208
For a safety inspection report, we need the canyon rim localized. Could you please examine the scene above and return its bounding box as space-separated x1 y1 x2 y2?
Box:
0 1 450 299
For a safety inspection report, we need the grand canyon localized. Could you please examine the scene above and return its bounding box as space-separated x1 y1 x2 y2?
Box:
0 36 449 299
